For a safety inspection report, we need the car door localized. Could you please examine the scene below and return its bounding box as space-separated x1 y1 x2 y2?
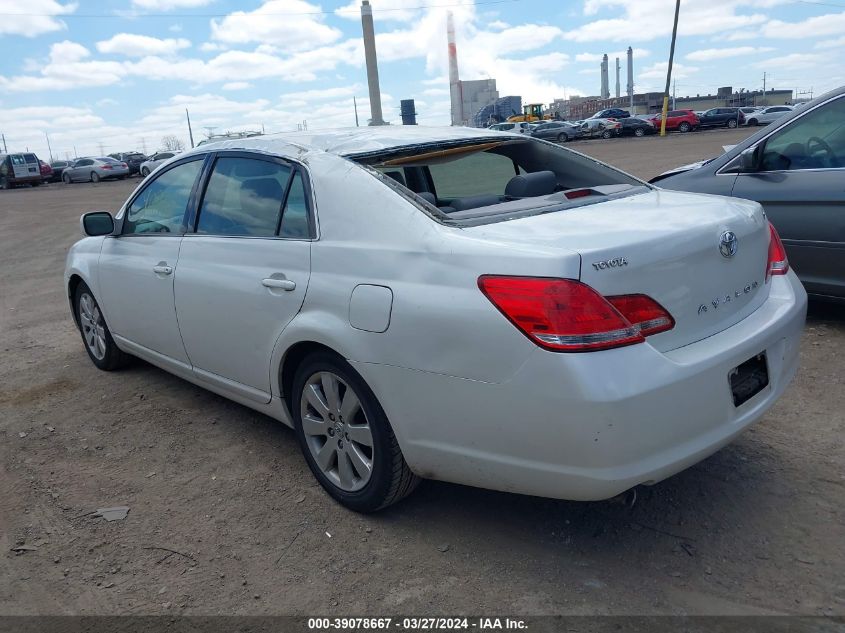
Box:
731 94 845 297
97 156 206 366
174 152 312 402
70 159 91 182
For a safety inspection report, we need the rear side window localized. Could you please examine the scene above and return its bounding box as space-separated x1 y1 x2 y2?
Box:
280 172 310 238
429 151 518 200
124 159 202 235
196 157 291 237
24 154 38 164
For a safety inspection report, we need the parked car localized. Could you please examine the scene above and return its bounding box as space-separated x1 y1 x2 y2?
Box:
50 160 70 182
739 106 762 123
579 118 622 138
697 107 745 128
745 105 793 126
615 117 656 137
589 108 630 120
65 126 806 511
530 120 582 142
39 160 53 183
139 151 179 176
651 85 845 300
108 152 147 175
648 109 700 133
0 152 42 189
487 122 532 134
62 157 130 183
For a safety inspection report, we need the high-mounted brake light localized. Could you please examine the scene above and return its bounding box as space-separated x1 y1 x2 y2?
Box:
766 222 789 281
477 276 674 353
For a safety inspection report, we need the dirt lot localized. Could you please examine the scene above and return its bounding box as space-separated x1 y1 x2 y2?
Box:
1 130 843 617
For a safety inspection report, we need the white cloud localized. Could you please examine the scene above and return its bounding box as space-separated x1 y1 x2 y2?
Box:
567 0 767 42
335 0 432 22
816 36 845 49
762 11 845 38
131 0 212 9
222 81 253 90
422 87 450 96
210 0 342 52
686 46 774 61
168 23 183 32
97 98 119 107
0 0 76 37
753 53 825 70
96 33 191 57
636 61 699 90
575 48 650 63
487 20 509 30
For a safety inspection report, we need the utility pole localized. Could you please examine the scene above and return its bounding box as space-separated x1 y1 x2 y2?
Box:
45 133 54 161
660 0 681 137
1 133 6 152
672 80 676 110
98 142 105 155
140 137 147 154
762 72 767 105
354 96 360 127
185 108 195 149
73 145 78 158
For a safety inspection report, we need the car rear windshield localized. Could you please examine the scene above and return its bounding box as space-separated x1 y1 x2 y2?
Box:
351 137 648 227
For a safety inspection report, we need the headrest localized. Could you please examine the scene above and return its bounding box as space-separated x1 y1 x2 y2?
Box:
417 191 436 205
505 170 557 198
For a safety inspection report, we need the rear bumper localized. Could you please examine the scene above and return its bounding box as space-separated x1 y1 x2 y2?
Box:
357 272 807 500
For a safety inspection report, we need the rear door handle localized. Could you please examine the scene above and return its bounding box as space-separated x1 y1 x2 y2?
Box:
153 264 173 275
262 277 296 291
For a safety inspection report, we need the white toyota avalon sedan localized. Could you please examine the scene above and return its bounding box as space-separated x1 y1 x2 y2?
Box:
65 127 807 512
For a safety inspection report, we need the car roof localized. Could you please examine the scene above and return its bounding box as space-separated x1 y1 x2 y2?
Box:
183 126 525 159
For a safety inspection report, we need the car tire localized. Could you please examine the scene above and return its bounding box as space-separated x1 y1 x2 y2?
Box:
74 282 131 371
748 119 758 126
601 130 613 139
557 132 569 142
0 177 9 190
62 173 71 184
678 122 691 133
91 172 100 183
141 167 150 177
292 351 420 512
634 127 645 137
727 119 738 128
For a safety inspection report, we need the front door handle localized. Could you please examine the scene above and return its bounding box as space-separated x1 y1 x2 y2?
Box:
153 264 173 275
262 277 296 291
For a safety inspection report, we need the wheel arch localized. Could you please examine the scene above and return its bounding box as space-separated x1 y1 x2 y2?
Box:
68 273 85 329
279 340 345 420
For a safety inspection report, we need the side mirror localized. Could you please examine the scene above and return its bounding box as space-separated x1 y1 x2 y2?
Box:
738 147 760 172
81 211 114 237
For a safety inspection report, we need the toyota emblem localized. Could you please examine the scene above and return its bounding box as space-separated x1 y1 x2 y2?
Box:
719 231 738 258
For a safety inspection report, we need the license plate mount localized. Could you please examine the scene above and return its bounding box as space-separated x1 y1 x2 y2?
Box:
729 352 769 407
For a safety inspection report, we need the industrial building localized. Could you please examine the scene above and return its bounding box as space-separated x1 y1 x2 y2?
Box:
473 95 522 127
447 11 500 126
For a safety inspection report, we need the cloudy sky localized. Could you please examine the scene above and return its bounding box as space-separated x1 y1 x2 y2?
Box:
1 0 843 159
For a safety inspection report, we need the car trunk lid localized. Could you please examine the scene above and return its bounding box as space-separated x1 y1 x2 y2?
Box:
464 189 771 352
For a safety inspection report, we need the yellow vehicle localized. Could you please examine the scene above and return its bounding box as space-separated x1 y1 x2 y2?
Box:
507 103 552 123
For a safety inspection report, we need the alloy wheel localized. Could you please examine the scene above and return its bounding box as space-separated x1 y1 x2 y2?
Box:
300 371 374 492
78 292 107 360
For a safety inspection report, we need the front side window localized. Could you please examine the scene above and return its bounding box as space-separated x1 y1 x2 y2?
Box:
124 159 203 234
196 157 290 237
761 96 845 171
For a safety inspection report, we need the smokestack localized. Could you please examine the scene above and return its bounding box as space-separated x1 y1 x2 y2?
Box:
600 54 609 99
447 11 463 126
360 0 385 126
627 46 634 108
615 57 621 98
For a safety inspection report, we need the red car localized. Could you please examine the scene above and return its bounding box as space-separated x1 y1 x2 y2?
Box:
647 109 699 133
39 160 53 182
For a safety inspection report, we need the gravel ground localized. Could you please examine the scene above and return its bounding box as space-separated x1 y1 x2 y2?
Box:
1 130 843 617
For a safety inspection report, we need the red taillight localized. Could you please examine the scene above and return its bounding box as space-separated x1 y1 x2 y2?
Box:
607 294 675 337
477 276 674 352
101 164 112 170
121 162 127 168
766 222 788 280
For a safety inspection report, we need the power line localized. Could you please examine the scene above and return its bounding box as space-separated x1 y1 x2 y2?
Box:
0 0 521 19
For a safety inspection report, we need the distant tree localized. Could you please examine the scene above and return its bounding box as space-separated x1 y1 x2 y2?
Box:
160 135 185 152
